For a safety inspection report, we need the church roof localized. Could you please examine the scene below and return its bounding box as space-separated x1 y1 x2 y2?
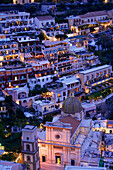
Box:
60 115 80 136
62 97 82 114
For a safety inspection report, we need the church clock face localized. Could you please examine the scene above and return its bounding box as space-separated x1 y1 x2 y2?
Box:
55 134 61 139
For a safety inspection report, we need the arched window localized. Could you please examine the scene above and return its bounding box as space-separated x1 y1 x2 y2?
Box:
27 156 30 161
26 144 30 151
23 100 27 103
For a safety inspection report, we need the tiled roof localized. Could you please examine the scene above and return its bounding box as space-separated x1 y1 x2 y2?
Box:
79 10 108 18
37 15 54 21
60 115 80 136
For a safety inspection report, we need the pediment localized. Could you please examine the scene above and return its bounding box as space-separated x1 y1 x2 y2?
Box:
52 120 71 128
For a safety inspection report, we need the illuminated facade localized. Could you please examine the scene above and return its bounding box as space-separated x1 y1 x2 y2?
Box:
58 76 82 97
33 100 60 116
0 11 35 36
42 40 70 64
56 56 83 76
0 64 33 89
93 120 113 134
14 36 41 55
77 65 112 93
38 116 81 170
0 38 18 64
67 10 110 28
34 15 68 37
13 0 34 4
76 52 100 69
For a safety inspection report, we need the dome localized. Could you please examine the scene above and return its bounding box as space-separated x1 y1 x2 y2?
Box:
62 97 82 114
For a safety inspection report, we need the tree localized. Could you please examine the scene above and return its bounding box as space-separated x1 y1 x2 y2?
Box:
39 32 48 41
16 108 25 119
0 0 13 3
0 153 16 161
99 34 113 50
43 114 53 124
86 112 90 117
90 27 95 32
0 123 5 138
5 95 12 104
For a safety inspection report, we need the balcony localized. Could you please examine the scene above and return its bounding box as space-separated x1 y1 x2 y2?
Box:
87 76 112 87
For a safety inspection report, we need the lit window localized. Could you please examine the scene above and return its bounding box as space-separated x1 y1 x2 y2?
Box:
55 155 61 164
58 94 61 97
9 82 11 87
15 77 17 81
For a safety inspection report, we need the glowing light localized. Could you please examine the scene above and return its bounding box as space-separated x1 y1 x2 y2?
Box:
16 100 19 105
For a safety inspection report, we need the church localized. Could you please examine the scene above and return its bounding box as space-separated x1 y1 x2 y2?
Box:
22 96 92 170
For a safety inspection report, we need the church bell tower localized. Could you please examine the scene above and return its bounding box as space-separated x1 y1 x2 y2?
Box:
22 125 40 170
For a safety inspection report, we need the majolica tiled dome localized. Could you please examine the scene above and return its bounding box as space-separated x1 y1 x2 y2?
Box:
62 97 82 114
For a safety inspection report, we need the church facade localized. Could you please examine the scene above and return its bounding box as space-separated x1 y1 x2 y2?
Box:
38 116 81 170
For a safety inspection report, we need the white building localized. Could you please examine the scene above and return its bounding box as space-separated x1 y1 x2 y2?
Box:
28 75 54 89
33 100 60 116
58 75 82 96
0 11 35 36
42 40 70 64
36 75 54 88
77 64 112 93
66 10 110 28
47 85 68 107
82 101 96 118
6 85 40 107
35 15 55 29
93 120 113 134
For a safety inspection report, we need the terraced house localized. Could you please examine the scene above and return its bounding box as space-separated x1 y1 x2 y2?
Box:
0 11 35 36
77 64 112 93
